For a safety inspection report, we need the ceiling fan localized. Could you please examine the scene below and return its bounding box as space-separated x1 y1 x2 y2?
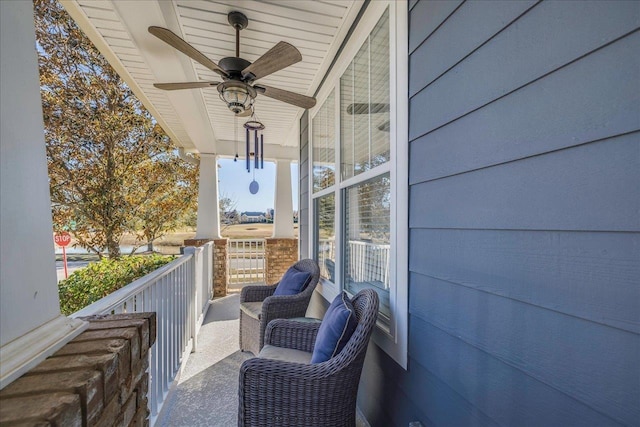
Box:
149 11 316 117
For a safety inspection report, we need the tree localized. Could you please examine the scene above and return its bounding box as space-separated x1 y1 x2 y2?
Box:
219 192 240 232
34 0 198 258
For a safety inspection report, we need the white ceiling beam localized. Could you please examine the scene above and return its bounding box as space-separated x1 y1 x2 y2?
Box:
111 1 218 153
60 0 192 149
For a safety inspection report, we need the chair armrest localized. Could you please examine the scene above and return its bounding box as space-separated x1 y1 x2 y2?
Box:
240 283 278 303
264 318 321 353
261 292 314 326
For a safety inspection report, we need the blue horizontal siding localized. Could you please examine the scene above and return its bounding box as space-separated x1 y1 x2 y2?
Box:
410 271 640 425
358 1 640 426
409 133 640 231
408 314 625 427
409 229 640 334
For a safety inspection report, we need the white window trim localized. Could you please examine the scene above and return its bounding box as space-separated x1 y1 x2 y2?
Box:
308 0 408 369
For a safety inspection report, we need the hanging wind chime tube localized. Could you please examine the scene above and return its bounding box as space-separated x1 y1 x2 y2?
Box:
245 127 250 172
243 114 265 173
254 129 259 170
234 115 239 162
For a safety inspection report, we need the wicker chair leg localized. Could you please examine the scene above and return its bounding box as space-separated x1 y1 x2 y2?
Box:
239 311 261 355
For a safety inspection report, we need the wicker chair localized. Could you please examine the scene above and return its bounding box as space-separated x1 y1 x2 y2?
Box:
239 259 320 355
238 289 379 427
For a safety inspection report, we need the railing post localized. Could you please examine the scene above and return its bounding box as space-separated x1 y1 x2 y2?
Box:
183 247 197 353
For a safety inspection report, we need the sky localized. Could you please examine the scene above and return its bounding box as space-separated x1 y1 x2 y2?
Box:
217 158 298 213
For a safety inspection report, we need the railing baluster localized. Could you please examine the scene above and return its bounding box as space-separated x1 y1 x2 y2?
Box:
227 239 265 284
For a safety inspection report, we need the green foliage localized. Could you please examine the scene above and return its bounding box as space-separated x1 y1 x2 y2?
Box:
58 254 174 315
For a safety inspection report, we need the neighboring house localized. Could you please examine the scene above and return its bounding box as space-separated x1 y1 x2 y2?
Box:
1 1 637 426
240 212 266 223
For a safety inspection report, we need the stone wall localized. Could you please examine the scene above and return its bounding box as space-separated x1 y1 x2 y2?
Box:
264 238 299 284
0 313 156 427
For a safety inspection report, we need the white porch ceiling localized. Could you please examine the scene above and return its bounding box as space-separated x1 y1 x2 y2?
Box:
62 0 362 159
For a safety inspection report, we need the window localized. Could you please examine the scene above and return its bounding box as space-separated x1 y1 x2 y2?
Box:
344 174 391 319
309 0 408 368
340 10 390 180
315 193 335 282
312 92 335 192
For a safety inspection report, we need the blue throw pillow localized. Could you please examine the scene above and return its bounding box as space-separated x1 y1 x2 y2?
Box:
311 292 358 363
273 266 311 296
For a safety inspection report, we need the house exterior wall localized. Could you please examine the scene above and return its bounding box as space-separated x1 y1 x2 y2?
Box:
302 1 639 425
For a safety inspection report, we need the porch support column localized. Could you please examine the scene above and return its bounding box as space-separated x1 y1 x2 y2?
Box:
265 160 298 284
0 0 87 389
195 154 221 240
272 160 294 238
186 154 228 297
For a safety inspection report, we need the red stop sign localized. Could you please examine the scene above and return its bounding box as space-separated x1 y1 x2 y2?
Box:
54 232 71 247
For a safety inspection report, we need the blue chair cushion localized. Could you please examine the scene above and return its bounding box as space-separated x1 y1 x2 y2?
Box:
311 292 358 363
273 266 312 296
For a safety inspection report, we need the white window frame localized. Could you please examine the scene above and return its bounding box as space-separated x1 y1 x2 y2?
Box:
308 0 408 369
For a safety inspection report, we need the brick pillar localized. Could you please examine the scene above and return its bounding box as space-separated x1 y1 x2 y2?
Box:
0 313 156 427
213 238 228 297
183 238 213 247
184 238 227 298
264 238 299 284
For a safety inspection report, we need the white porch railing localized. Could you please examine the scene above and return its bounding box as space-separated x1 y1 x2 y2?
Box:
347 241 390 289
228 239 265 284
71 242 213 426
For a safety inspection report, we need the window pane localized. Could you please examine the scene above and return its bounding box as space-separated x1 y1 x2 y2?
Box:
315 193 335 282
344 174 391 318
312 92 335 192
340 8 390 180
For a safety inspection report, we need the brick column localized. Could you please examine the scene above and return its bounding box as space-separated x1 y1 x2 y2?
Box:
0 313 156 427
185 238 228 297
264 238 298 284
183 238 213 247
213 238 228 297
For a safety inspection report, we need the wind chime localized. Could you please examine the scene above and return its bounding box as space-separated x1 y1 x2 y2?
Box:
241 110 265 194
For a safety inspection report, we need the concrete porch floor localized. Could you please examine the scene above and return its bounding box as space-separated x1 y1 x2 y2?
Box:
157 285 252 427
157 283 368 427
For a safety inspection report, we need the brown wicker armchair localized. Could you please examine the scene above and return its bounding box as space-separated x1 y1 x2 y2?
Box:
239 259 320 355
238 289 379 427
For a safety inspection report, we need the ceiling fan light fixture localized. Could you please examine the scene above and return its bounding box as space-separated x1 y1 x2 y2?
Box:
218 81 256 114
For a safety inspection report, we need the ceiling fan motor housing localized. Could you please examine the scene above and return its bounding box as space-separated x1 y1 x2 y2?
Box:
218 57 252 80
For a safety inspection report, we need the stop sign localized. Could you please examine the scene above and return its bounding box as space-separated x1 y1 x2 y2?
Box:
54 232 72 247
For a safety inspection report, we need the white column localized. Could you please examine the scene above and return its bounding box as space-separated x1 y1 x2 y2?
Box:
272 160 295 238
195 154 221 239
0 0 86 388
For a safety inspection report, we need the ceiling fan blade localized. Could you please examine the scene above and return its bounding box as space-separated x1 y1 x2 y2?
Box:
148 26 228 77
254 84 316 109
242 42 302 80
154 82 219 91
346 103 390 115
